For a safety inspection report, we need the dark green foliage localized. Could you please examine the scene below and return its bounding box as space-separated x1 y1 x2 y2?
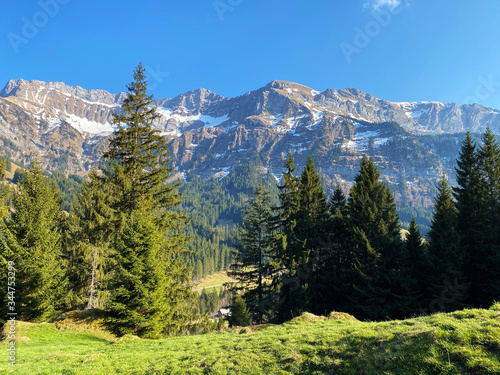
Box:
403 216 429 312
48 171 84 213
102 63 180 228
228 296 251 327
198 288 219 315
12 169 24 184
231 184 275 324
345 155 407 319
453 133 483 307
295 156 330 316
272 153 304 322
426 174 467 312
65 169 114 310
473 128 500 306
0 160 67 321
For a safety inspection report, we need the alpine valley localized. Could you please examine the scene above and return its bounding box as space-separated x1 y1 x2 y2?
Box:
1 78 500 232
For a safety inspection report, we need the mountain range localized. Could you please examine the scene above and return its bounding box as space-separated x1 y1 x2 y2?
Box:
1 78 499 209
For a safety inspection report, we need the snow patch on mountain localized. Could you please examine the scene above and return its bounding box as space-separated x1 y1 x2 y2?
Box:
66 114 114 134
156 107 229 128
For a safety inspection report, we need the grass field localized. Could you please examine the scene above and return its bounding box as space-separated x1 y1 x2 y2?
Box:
1 304 500 374
193 271 235 294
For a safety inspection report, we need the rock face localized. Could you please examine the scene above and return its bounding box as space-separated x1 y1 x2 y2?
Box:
0 79 498 195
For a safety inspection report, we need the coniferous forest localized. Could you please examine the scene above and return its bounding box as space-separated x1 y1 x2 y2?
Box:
1 65 499 338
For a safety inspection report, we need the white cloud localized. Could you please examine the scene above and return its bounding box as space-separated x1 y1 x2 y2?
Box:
363 0 402 12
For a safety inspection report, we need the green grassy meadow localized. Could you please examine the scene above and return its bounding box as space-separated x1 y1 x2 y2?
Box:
1 304 500 374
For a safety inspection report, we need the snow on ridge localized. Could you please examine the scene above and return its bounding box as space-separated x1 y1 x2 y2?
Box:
341 123 391 152
156 107 229 128
66 113 114 134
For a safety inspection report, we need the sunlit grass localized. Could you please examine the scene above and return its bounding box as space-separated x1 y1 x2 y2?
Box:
1 303 499 374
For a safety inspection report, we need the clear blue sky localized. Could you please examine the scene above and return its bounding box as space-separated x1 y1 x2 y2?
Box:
2 0 500 109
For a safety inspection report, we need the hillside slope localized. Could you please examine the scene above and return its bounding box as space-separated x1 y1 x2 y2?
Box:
2 304 499 374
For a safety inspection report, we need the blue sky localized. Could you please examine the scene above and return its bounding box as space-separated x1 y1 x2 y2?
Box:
2 0 500 109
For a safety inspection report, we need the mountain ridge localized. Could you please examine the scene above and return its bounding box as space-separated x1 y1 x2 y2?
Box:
0 78 497 205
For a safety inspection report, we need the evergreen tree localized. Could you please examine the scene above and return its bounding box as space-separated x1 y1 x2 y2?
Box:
475 128 500 306
102 62 181 229
231 184 274 324
228 296 251 327
427 174 467 312
0 160 67 321
0 187 8 220
345 155 406 319
66 169 114 310
453 132 483 307
271 153 303 322
323 185 350 313
403 216 429 311
103 64 195 337
296 156 330 315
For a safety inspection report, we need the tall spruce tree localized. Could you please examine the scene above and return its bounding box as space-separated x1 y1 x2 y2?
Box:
403 216 429 312
453 132 482 307
103 64 195 337
296 156 330 315
102 63 181 228
427 174 467 312
231 184 274 324
475 128 500 306
272 152 303 322
323 185 350 313
346 155 407 319
66 168 114 310
0 160 67 321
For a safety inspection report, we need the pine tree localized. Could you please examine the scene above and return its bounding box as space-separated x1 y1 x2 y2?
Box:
0 160 67 321
322 185 350 313
103 64 196 337
271 152 303 322
452 132 482 307
427 174 467 312
231 184 274 324
346 155 406 319
102 62 181 228
474 128 500 306
403 216 429 312
66 168 114 310
296 156 330 315
228 296 251 327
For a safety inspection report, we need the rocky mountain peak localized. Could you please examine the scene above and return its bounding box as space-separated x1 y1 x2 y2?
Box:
0 79 126 105
158 88 225 110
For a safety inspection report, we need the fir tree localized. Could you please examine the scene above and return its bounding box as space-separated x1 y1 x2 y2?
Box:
346 156 406 319
475 128 500 306
66 168 114 310
453 132 482 307
323 185 350 313
427 174 467 312
103 64 195 337
0 160 67 321
271 153 303 322
228 296 251 327
296 156 330 315
102 62 181 229
403 216 429 312
231 184 274 324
